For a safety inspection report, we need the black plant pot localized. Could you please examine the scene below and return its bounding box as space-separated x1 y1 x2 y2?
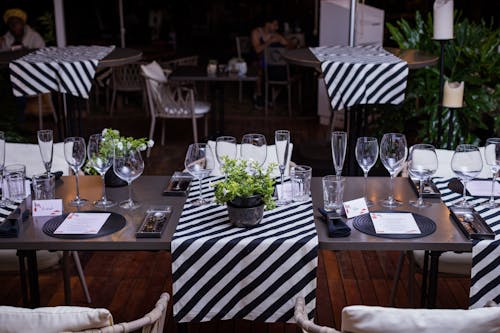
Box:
229 194 263 208
227 195 264 228
104 169 127 187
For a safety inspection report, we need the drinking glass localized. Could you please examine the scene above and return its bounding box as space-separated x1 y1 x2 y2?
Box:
0 131 7 207
331 131 347 179
275 130 291 205
113 147 144 210
4 164 26 202
484 138 500 208
64 137 88 207
184 143 214 206
322 175 345 214
241 134 267 166
88 133 116 208
355 137 378 207
408 144 438 208
37 129 53 177
380 133 407 208
215 136 237 173
451 144 483 208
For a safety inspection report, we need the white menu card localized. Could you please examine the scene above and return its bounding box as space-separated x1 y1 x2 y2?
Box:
370 212 421 234
54 213 110 234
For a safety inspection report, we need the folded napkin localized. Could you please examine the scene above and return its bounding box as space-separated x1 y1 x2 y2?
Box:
0 219 19 238
318 207 351 237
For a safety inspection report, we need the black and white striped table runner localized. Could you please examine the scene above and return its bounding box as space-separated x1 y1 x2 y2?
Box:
434 177 500 308
0 201 21 223
9 46 114 98
309 45 409 111
172 176 318 322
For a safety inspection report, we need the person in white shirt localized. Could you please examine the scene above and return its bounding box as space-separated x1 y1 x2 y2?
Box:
0 8 45 52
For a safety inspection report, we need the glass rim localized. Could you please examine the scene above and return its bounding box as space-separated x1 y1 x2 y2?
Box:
411 143 435 150
32 172 55 180
215 135 237 142
4 163 26 172
242 133 266 139
322 175 345 182
455 143 479 151
356 136 377 142
37 129 53 134
486 138 500 144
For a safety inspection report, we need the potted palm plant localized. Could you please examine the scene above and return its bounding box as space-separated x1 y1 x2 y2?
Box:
213 158 276 227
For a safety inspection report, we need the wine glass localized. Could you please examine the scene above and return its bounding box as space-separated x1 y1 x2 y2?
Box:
331 131 347 179
355 137 378 207
380 133 407 208
215 136 237 174
184 143 214 206
241 134 267 167
0 131 7 207
88 133 116 208
113 147 144 210
64 137 88 207
451 144 483 208
408 144 438 208
484 138 500 208
37 129 53 177
275 130 291 206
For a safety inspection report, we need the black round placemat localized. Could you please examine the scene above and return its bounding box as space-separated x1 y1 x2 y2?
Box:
448 177 498 198
43 211 126 239
352 211 436 239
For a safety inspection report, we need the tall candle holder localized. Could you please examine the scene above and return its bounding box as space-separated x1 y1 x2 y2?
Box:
435 39 453 148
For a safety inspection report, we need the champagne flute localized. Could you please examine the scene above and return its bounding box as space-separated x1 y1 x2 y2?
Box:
37 129 53 177
215 136 237 174
113 147 144 210
241 134 267 167
0 131 7 207
408 144 438 208
451 144 483 208
88 133 116 208
380 133 407 208
331 131 347 179
275 130 291 206
355 137 378 207
64 137 88 207
484 138 500 208
184 143 214 206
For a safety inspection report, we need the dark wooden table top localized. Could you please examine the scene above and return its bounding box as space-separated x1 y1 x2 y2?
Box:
0 176 471 253
169 66 257 82
283 47 439 70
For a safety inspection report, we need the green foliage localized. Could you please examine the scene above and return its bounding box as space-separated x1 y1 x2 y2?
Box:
387 11 500 146
213 158 277 210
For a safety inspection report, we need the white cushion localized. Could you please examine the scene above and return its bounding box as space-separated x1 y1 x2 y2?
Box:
0 305 113 333
194 101 210 114
206 140 293 177
341 305 500 333
5 142 68 178
141 61 167 83
435 148 491 179
413 250 471 275
0 250 62 272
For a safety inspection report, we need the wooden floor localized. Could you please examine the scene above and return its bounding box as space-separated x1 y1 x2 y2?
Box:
1 85 470 332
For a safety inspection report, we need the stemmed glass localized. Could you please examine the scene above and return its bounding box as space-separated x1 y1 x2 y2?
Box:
275 130 291 206
0 131 7 207
241 134 267 167
484 138 500 208
380 133 407 208
451 144 483 208
215 136 237 174
88 133 116 208
331 131 347 179
184 143 214 206
37 129 53 177
113 147 144 210
355 137 378 207
408 144 438 208
64 137 88 207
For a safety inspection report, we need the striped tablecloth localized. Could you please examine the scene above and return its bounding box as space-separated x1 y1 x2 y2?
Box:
309 45 409 111
434 177 500 308
172 176 318 323
9 46 114 98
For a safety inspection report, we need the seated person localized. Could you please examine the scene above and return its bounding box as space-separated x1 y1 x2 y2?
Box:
0 8 45 52
251 16 288 109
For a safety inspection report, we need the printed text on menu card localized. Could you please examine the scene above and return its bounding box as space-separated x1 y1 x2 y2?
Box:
370 212 421 234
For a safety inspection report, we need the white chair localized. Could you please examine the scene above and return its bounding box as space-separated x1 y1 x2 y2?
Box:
294 297 500 333
235 36 251 102
141 61 210 158
264 46 302 117
109 62 148 116
390 147 491 306
0 292 169 333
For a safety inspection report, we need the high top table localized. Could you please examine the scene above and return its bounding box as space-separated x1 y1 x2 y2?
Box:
0 176 471 309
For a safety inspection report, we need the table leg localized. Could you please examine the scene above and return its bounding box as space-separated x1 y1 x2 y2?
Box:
25 250 40 308
427 251 443 308
17 251 29 306
63 251 72 305
420 250 429 307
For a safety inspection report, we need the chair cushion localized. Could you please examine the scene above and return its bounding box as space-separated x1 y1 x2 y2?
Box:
206 140 293 177
5 142 68 178
141 61 167 83
0 305 113 333
413 250 471 275
435 148 491 179
341 305 500 333
194 101 210 114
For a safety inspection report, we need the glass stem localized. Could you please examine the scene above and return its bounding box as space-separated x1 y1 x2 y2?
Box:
101 174 107 203
280 166 285 200
128 181 133 205
389 174 395 203
462 180 468 205
0 172 4 202
74 169 81 201
363 172 368 199
489 172 496 205
418 179 424 206
198 177 204 202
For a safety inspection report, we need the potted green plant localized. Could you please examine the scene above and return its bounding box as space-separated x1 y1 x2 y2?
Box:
213 157 276 227
83 128 154 187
